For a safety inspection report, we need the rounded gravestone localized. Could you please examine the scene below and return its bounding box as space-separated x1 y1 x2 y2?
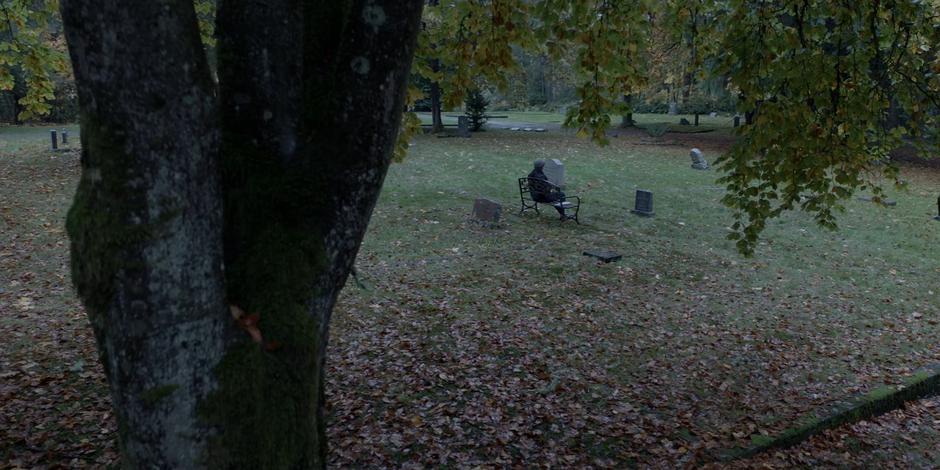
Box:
690 148 709 170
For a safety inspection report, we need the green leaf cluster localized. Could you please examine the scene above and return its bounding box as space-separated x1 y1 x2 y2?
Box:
0 0 68 120
714 0 939 254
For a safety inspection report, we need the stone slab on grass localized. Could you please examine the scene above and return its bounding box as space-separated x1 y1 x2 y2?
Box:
583 250 622 263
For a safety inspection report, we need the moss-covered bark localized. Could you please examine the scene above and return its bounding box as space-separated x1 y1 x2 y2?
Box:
61 0 229 467
63 0 424 466
204 1 425 468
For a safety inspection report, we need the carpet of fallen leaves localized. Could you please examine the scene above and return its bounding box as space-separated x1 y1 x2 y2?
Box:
2 134 939 468
325 233 940 467
1 148 118 468
721 396 940 468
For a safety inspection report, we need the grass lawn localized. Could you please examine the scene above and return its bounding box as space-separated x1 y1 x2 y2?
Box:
418 111 736 136
330 130 940 467
1 128 938 467
0 124 80 153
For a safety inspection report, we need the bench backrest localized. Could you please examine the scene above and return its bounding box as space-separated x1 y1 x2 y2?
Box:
518 177 560 203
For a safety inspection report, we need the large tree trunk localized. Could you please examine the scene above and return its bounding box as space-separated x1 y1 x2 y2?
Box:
61 1 227 466
62 0 424 467
620 94 635 128
428 0 444 133
430 70 444 133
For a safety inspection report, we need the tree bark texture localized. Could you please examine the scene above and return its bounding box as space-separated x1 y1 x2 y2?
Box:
430 75 444 132
61 1 227 466
620 94 634 128
428 0 443 133
62 0 424 467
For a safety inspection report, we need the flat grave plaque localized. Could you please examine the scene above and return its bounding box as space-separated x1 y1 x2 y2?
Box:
583 250 622 263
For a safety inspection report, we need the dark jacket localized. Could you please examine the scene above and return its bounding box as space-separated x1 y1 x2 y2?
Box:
527 168 561 204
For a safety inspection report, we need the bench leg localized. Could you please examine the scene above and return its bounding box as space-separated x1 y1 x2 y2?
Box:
519 203 539 216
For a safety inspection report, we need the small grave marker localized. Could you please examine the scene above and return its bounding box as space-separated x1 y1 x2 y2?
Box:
631 189 655 217
471 198 502 224
679 118 691 125
690 148 709 170
583 250 622 263
61 130 69 145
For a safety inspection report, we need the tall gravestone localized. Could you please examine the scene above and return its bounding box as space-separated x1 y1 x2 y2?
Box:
631 190 655 217
61 130 69 145
690 148 709 170
733 115 741 127
457 116 471 138
50 130 58 151
935 195 940 221
668 102 679 115
543 159 565 188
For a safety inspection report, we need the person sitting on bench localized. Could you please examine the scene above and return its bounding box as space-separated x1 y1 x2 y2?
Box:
527 159 566 217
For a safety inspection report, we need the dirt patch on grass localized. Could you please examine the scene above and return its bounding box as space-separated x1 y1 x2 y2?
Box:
607 126 737 155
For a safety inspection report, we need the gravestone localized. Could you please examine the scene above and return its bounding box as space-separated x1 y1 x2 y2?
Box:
668 102 678 115
631 189 655 217
935 195 940 221
457 116 471 137
733 116 741 127
679 118 691 125
709 112 718 117
472 198 502 224
690 148 709 170
61 130 69 145
543 159 565 188
50 130 58 150
583 250 622 263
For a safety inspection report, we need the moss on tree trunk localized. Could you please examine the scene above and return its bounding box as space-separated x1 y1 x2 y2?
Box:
62 0 424 467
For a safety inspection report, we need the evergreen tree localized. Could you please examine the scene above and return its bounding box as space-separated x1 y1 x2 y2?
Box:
464 88 488 131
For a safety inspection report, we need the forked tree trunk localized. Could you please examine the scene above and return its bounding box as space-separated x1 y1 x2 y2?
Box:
61 0 424 467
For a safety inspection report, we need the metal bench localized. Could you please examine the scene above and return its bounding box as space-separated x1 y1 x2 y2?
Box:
518 177 580 223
